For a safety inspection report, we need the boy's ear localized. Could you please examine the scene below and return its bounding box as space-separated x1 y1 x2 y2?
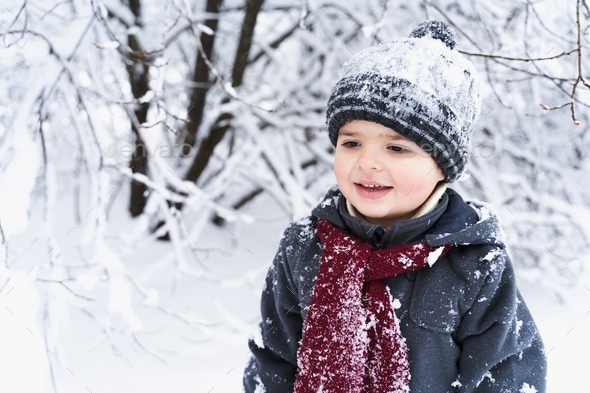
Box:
436 167 445 182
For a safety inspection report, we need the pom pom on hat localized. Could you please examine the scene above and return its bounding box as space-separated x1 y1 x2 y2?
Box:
326 20 481 183
409 20 457 49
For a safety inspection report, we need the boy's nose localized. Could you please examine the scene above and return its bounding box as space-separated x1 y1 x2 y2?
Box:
357 148 383 170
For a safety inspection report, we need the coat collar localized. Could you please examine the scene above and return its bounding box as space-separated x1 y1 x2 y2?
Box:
312 186 449 249
312 185 486 249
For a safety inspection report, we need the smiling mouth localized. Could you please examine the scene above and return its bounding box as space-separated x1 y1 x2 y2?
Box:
355 183 393 191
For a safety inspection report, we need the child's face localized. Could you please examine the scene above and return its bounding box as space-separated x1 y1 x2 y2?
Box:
334 120 445 227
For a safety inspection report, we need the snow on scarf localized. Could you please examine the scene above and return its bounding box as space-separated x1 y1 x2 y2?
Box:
294 219 452 393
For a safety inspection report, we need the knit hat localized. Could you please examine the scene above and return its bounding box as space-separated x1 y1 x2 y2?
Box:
326 20 481 183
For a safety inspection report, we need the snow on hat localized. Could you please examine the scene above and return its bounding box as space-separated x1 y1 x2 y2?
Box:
326 20 481 183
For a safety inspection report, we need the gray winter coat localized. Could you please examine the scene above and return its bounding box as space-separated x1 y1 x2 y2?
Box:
243 187 546 393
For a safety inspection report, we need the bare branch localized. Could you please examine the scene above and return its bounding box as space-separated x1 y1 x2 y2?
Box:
540 102 571 111
1 1 28 47
460 49 578 62
37 279 95 301
541 0 587 125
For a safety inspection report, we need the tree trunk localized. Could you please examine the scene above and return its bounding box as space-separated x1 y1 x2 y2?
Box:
125 9 151 217
185 0 265 184
183 0 224 155
230 0 264 87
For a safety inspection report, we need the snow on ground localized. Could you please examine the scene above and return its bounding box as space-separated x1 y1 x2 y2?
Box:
49 188 289 393
522 270 590 392
2 185 589 392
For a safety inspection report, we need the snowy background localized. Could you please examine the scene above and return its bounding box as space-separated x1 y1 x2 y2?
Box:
1 0 590 392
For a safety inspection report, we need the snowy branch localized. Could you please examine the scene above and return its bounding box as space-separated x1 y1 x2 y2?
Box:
538 0 590 125
460 48 578 62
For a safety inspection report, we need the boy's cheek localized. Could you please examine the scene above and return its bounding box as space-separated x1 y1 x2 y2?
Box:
394 171 430 196
332 161 346 186
333 155 351 178
396 178 421 196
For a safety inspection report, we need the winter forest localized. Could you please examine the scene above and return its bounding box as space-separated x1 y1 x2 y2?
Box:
1 0 589 391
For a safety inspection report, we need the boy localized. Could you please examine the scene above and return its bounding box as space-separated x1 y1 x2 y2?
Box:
243 20 546 393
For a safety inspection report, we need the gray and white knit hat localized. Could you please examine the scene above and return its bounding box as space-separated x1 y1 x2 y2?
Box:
326 20 481 183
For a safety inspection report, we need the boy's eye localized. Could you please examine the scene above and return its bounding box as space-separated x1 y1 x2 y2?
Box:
341 141 360 148
388 145 411 154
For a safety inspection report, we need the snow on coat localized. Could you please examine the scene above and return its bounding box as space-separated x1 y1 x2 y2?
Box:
243 186 547 393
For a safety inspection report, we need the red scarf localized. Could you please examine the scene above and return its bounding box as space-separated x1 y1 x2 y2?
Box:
294 219 451 393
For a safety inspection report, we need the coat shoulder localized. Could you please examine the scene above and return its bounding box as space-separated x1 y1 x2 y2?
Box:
279 216 321 274
282 216 319 246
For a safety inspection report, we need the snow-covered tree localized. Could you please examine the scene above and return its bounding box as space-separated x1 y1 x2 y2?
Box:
1 0 589 390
